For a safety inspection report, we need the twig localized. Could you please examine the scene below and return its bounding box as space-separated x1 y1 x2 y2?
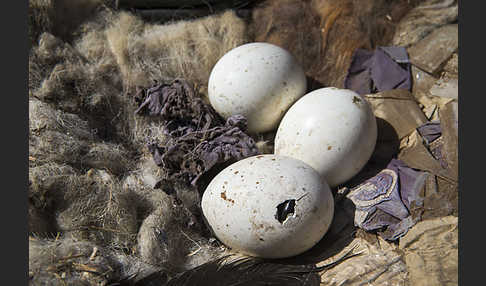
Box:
89 247 98 261
57 254 87 261
72 263 102 274
180 230 202 257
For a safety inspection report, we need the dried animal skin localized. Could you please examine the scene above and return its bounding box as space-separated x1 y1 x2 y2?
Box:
133 79 259 192
344 46 412 96
348 159 427 240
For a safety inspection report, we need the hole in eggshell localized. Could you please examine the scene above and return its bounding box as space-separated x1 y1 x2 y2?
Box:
275 199 296 224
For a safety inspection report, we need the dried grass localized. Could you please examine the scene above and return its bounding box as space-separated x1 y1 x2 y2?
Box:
29 165 139 250
29 236 128 285
136 205 227 274
105 10 249 93
120 156 227 273
29 98 132 173
29 98 93 140
30 29 129 144
30 8 248 151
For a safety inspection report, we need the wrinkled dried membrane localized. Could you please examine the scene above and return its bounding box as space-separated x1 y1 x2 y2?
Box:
348 159 427 240
345 46 412 95
134 79 260 191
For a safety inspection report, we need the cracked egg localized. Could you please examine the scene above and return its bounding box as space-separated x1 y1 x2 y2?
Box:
201 154 334 258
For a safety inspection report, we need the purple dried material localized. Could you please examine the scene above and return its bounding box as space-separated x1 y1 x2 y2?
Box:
429 140 448 169
417 121 441 144
417 121 448 169
344 46 412 95
149 115 259 189
349 159 427 241
134 79 259 191
134 78 224 133
393 159 427 211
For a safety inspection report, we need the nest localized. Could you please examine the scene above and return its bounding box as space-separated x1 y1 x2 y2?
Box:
28 0 458 285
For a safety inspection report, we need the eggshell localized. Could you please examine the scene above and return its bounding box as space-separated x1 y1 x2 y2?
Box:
208 42 307 134
201 154 334 259
275 87 377 187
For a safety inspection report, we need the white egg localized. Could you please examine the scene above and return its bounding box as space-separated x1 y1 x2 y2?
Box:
201 154 334 259
208 42 307 134
275 87 377 187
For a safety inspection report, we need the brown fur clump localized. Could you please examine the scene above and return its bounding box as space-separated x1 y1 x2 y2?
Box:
250 0 419 88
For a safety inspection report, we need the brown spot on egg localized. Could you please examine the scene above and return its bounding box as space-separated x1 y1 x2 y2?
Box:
220 191 235 204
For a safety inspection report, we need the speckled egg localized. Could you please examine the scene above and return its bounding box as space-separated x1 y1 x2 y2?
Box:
208 42 307 134
201 154 334 259
275 87 377 187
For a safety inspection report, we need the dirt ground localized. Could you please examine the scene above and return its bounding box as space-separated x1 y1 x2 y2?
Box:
28 0 458 285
